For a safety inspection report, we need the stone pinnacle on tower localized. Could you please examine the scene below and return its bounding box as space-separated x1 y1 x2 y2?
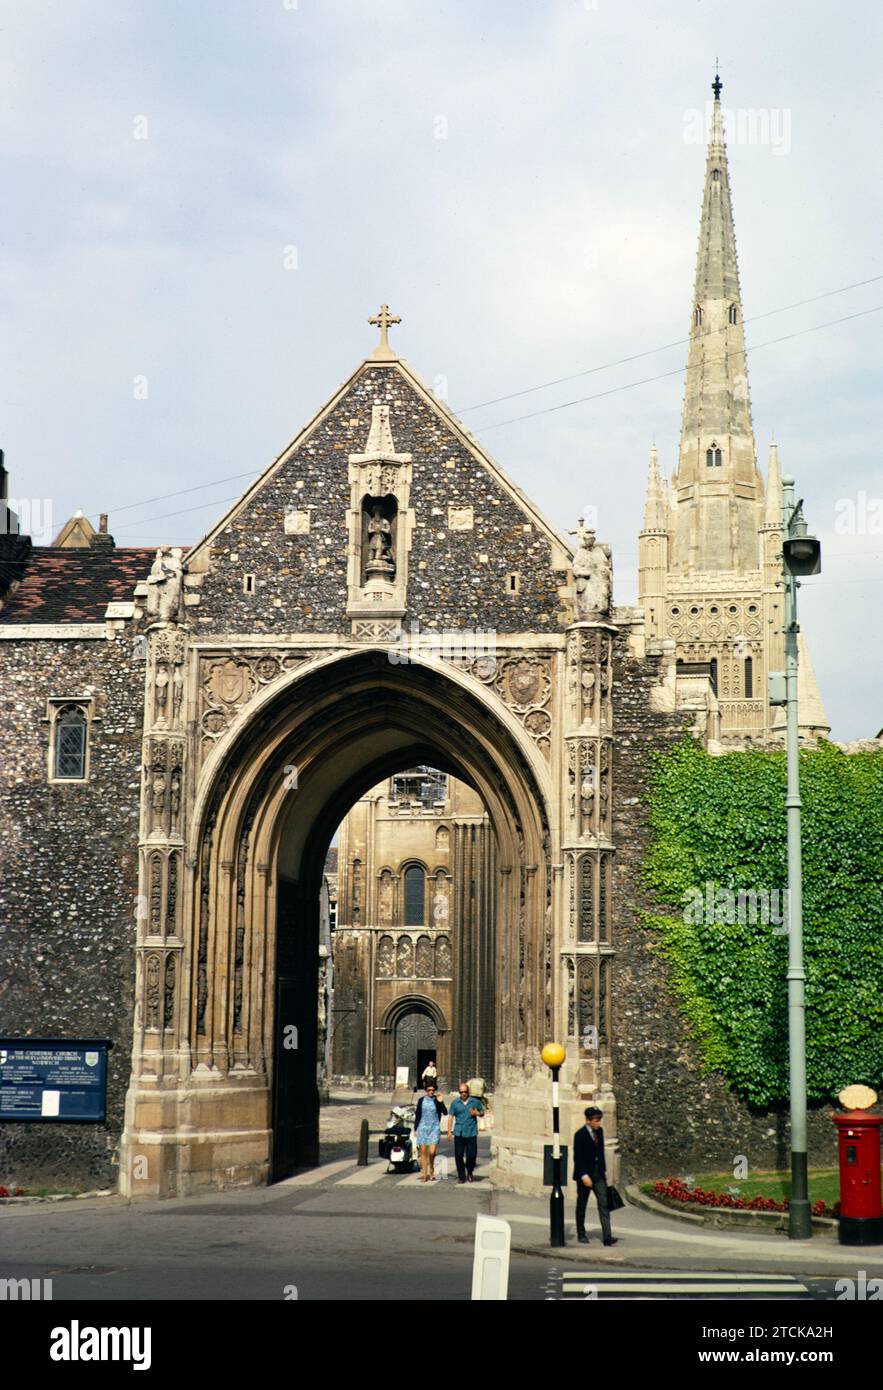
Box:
642 445 668 530
764 440 783 526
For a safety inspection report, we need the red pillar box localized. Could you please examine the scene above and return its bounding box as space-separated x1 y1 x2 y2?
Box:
833 1108 883 1246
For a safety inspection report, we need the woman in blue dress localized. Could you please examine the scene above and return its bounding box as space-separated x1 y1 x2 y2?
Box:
414 1083 447 1183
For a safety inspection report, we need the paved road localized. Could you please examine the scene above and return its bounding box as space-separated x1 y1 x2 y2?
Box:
0 1147 869 1302
0 1155 534 1301
3 1096 879 1303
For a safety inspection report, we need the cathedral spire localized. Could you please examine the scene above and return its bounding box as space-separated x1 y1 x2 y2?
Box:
670 74 763 574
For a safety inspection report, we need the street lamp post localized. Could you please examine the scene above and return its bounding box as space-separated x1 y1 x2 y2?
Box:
541 1043 567 1247
780 473 821 1242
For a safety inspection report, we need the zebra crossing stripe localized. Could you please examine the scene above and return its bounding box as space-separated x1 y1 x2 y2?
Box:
337 1163 392 1186
557 1271 808 1298
559 1270 805 1281
562 1281 805 1296
274 1158 356 1187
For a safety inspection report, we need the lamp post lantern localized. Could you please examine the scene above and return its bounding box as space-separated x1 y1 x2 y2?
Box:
779 474 821 1241
541 1042 567 1247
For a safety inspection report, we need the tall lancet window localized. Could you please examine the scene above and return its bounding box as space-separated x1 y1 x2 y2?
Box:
694 305 703 327
706 443 722 467
744 657 753 699
728 304 738 324
53 704 88 780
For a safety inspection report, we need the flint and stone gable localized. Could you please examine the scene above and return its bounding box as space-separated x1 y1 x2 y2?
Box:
189 363 570 636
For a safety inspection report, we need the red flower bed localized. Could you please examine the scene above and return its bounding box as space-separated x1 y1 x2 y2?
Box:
652 1177 836 1219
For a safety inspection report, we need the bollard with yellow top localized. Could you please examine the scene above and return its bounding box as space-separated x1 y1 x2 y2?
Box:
541 1042 567 1247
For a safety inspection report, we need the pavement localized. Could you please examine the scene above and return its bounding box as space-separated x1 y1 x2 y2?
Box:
1 1090 880 1301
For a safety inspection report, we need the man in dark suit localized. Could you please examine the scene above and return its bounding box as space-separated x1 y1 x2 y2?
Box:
573 1106 617 1245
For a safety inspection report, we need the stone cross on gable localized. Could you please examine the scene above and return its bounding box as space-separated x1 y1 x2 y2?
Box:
368 304 401 357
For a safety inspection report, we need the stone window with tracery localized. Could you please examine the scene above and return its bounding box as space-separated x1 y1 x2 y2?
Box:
46 699 95 783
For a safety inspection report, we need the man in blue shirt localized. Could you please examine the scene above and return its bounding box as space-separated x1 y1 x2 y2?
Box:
446 1082 485 1183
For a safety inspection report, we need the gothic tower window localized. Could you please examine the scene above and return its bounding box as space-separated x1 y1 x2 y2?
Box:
694 305 703 327
49 702 90 782
728 303 738 324
744 656 753 698
706 443 722 467
403 864 426 926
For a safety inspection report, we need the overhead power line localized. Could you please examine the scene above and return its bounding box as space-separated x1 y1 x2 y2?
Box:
85 274 883 531
453 273 883 414
477 304 883 432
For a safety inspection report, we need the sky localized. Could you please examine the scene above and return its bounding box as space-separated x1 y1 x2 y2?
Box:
3 0 881 740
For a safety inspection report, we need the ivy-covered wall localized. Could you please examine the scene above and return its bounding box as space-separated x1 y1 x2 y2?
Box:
641 740 883 1107
610 693 882 1183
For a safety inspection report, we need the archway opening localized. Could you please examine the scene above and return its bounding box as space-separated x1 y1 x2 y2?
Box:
190 650 550 1184
326 764 489 1103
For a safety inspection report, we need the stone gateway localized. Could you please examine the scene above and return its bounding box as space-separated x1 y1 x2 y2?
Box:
0 81 836 1198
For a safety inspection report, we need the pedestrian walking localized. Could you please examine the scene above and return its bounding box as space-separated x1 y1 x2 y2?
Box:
447 1082 485 1183
420 1059 438 1090
414 1083 447 1183
573 1106 617 1245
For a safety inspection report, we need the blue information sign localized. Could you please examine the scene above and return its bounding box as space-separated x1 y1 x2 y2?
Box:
0 1039 112 1123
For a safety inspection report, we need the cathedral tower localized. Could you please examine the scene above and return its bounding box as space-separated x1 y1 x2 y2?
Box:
638 76 829 739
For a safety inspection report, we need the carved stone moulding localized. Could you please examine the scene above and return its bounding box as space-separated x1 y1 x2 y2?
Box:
351 619 400 642
144 738 185 840
562 950 613 1050
566 735 612 840
143 846 183 938
566 625 614 729
455 650 555 758
197 648 311 762
142 947 180 1033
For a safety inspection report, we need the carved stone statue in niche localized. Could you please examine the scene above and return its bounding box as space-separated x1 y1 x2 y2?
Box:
581 665 595 713
362 495 396 582
146 546 185 624
571 520 612 620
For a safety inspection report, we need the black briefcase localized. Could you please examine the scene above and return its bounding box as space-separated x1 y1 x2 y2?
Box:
606 1183 625 1211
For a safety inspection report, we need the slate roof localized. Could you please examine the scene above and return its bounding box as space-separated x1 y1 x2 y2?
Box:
0 547 156 624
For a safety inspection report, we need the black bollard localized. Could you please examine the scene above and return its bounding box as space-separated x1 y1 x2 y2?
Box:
357 1117 369 1166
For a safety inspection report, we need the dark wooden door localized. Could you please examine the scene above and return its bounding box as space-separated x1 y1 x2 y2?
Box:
271 875 319 1180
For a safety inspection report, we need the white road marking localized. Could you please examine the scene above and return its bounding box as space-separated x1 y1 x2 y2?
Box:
498 1213 877 1265
562 1281 805 1295
275 1159 356 1186
337 1163 393 1186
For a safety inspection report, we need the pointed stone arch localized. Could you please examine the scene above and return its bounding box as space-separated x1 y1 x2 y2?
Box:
121 646 553 1196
